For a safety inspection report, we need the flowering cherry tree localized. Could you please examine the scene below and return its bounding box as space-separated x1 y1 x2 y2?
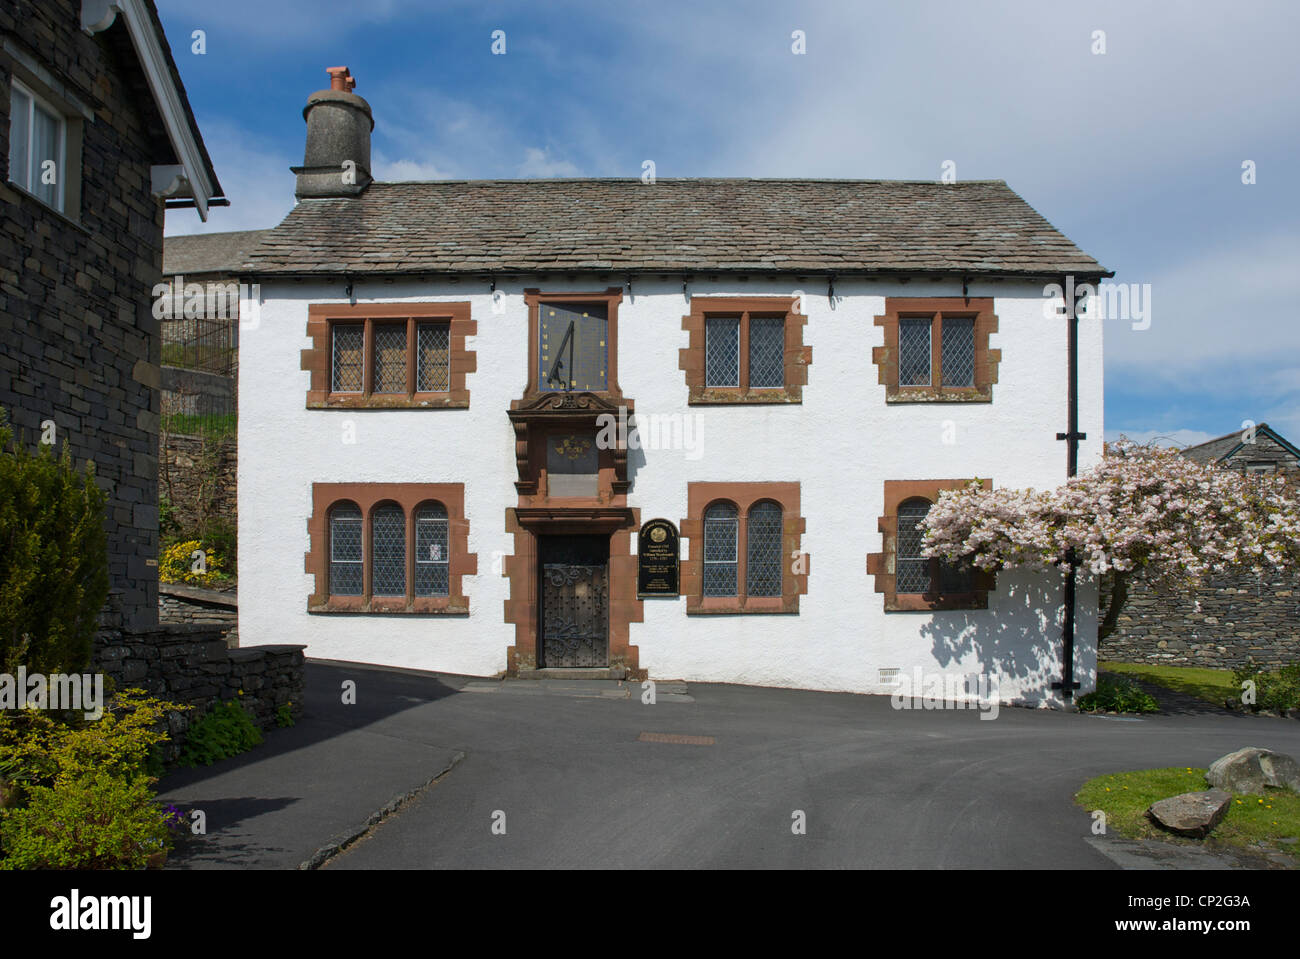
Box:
920 440 1300 639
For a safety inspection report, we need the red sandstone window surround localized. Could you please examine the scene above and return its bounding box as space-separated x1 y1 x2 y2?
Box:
873 298 999 402
680 296 810 404
680 482 807 614
867 479 994 611
306 483 475 614
303 302 475 408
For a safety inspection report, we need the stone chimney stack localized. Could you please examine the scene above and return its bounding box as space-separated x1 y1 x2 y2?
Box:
292 66 373 199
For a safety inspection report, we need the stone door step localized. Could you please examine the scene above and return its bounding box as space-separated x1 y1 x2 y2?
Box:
516 667 627 680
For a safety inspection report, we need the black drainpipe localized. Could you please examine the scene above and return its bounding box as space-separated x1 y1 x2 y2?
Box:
1053 275 1086 703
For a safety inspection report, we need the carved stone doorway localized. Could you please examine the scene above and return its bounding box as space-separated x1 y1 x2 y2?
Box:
538 534 609 668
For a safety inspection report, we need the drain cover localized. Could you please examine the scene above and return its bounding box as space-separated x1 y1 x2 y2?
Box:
638 732 715 746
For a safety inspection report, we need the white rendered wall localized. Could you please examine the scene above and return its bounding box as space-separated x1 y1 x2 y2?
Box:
238 275 1103 705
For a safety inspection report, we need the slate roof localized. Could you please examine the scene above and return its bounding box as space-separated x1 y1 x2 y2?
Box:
1182 423 1300 465
164 230 271 275
241 179 1108 277
1181 430 1247 465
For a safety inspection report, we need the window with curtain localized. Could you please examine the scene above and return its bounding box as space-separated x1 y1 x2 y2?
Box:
8 80 65 212
329 503 363 596
703 502 739 596
414 502 450 597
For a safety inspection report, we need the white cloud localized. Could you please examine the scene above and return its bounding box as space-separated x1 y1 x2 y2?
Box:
164 119 296 235
516 147 581 178
373 154 454 181
1104 233 1300 377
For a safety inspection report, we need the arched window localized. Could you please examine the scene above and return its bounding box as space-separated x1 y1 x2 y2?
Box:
329 502 363 596
371 503 406 597
896 499 932 594
703 502 739 597
414 502 449 597
897 498 972 595
745 501 783 597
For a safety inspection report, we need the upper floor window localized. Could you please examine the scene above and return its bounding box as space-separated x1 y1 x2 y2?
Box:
305 303 475 409
682 297 810 404
8 79 65 213
874 298 999 402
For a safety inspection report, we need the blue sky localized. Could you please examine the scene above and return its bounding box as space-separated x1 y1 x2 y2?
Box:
160 0 1300 446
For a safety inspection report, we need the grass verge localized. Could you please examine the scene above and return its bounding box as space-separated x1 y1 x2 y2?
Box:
1100 661 1237 706
1076 766 1300 854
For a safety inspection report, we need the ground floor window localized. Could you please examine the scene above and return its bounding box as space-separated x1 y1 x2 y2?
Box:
308 483 473 613
681 482 807 614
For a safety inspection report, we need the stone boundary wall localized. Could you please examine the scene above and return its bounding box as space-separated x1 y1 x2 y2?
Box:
159 584 238 646
1100 570 1300 670
160 432 237 533
93 626 303 762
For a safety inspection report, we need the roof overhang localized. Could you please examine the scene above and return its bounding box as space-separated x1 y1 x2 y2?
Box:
81 0 219 220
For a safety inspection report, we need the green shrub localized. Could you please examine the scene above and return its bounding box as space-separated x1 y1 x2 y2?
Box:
158 494 181 543
1078 674 1160 714
1232 662 1300 711
0 770 170 869
0 689 185 870
0 688 184 791
0 410 109 674
178 699 263 767
275 701 295 728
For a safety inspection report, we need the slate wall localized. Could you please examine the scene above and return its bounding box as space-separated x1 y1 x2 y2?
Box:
92 626 304 762
0 1 169 630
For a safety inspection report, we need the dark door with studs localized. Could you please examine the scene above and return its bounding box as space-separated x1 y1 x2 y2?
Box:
539 535 609 668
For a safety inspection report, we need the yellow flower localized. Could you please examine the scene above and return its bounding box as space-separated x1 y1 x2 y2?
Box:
237 689 244 696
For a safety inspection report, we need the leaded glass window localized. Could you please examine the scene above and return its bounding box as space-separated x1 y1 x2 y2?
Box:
373 324 407 394
898 317 932 387
748 317 784 388
745 501 783 596
705 317 740 387
896 499 932 594
703 502 738 596
415 502 449 597
329 503 363 596
371 504 406 597
331 324 364 392
941 317 975 388
416 322 450 392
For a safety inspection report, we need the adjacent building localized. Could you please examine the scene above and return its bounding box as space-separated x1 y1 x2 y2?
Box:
237 68 1108 703
1 0 224 630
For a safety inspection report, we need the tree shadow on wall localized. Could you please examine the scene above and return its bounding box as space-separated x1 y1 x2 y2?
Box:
918 571 1066 699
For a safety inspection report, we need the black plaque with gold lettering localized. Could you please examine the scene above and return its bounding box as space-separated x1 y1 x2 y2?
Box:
637 518 680 598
